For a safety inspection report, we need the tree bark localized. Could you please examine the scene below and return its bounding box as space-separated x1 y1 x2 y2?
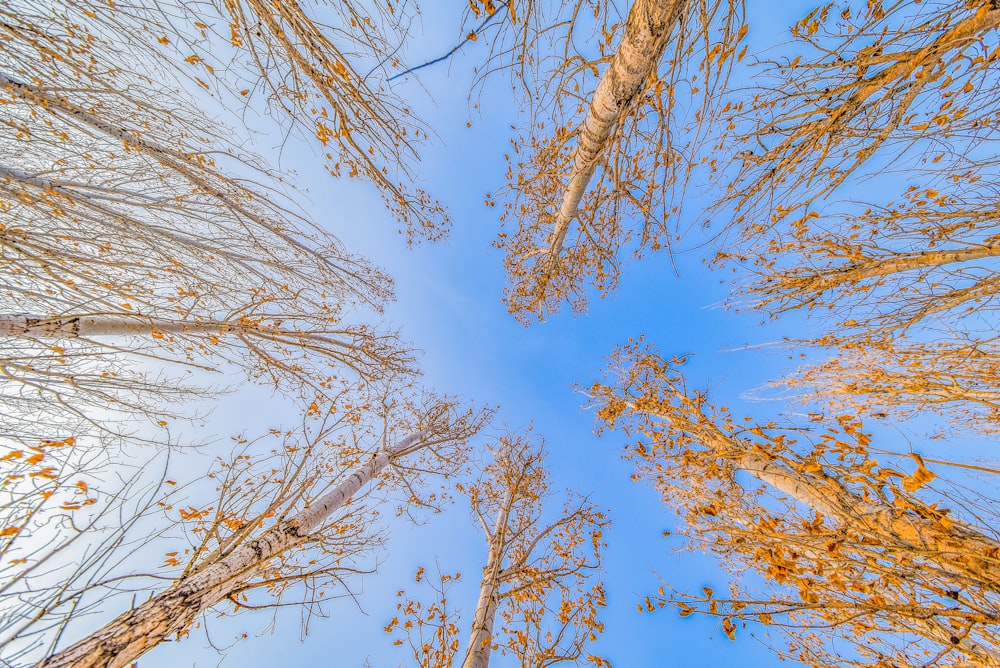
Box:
0 313 360 350
780 244 1000 297
676 420 1000 587
34 431 428 668
461 489 514 668
544 0 686 264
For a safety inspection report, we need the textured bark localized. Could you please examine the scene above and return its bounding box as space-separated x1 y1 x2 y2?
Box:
680 421 1000 587
0 72 172 154
778 244 1000 296
545 0 686 262
0 313 365 353
743 448 1000 666
461 564 501 668
627 388 1000 584
35 432 428 668
0 314 207 338
461 489 513 668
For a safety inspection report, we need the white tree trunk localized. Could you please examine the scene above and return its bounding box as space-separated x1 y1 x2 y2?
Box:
546 0 686 261
461 564 501 668
0 313 366 353
0 314 174 338
461 489 514 668
785 244 1000 296
34 432 427 668
727 439 1000 586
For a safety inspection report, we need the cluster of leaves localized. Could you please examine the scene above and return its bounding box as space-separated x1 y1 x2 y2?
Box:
591 341 999 666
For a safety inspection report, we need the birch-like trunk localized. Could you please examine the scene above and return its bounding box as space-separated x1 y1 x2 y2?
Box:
545 0 686 262
0 314 220 339
633 401 1000 584
710 423 1000 664
0 313 361 351
461 489 514 668
34 432 428 668
693 424 1000 586
784 244 1000 294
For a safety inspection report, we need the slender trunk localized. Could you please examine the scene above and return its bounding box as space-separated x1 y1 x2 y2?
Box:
633 404 1000 585
34 432 427 668
0 313 361 351
461 489 514 668
822 5 1000 134
0 72 344 279
758 5 1000 189
693 424 1000 586
789 244 1000 294
0 314 211 338
545 0 686 264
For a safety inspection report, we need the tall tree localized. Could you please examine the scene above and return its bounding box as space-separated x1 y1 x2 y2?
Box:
489 0 744 319
708 0 1000 433
6 393 485 668
0 4 461 665
718 0 1000 235
386 433 608 668
590 341 1000 667
1 1 413 431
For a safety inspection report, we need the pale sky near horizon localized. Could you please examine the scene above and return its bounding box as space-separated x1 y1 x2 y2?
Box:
61 2 997 667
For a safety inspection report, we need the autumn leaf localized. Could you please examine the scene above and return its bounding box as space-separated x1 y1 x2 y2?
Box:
902 454 936 492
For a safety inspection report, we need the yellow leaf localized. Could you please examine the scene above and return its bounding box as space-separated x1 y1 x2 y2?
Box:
902 454 936 492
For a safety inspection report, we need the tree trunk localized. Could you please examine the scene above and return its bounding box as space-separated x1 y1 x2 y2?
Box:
692 423 1000 586
784 244 1000 295
545 0 686 264
34 432 427 668
0 313 356 349
461 489 514 668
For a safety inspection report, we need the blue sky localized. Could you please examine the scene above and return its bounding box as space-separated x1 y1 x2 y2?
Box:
94 2 999 667
133 4 809 667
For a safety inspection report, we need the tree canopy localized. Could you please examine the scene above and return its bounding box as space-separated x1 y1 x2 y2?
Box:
2 0 999 667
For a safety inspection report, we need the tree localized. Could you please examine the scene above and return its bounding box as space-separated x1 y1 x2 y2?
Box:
0 4 464 665
386 432 608 668
589 340 1000 667
204 0 450 242
489 0 744 319
1 6 410 439
718 0 1000 235
1 1 412 394
706 1 1000 432
9 0 448 241
2 0 421 604
7 392 486 668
